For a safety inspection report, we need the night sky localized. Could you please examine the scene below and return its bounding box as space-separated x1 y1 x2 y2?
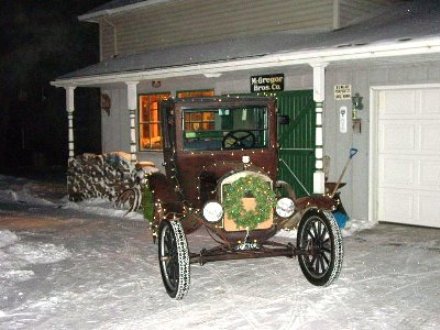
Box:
0 0 109 175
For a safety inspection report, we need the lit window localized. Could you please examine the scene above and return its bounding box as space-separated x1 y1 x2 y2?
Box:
184 111 216 131
139 93 170 150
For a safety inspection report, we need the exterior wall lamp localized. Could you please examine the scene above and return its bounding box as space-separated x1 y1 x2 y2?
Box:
152 80 161 88
352 92 363 133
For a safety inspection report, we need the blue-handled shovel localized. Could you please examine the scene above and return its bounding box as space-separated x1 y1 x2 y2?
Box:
330 148 358 198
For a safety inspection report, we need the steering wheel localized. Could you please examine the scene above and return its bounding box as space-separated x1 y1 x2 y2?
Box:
222 130 256 149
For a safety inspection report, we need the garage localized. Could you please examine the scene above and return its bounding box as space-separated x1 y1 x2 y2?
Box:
372 85 440 228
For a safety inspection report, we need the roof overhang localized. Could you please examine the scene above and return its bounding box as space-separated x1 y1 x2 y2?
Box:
79 0 173 22
51 37 440 88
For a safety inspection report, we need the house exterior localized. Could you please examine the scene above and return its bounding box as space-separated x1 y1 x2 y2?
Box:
52 0 440 228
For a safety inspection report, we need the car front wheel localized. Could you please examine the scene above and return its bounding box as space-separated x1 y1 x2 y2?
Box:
158 219 190 299
297 210 343 286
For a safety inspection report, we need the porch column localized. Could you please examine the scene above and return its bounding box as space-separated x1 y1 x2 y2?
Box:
65 86 76 162
126 81 139 164
311 63 328 195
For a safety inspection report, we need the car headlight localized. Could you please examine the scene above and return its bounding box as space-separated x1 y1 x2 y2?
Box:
202 201 223 222
275 197 295 218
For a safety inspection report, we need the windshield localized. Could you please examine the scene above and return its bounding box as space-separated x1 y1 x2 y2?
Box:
182 106 268 151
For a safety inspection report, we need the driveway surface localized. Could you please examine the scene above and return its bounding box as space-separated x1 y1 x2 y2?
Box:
0 175 439 329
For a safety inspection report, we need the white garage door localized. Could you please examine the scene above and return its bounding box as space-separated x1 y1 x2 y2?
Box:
377 87 440 228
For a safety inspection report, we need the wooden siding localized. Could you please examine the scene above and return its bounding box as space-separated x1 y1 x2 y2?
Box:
100 19 116 60
100 0 334 59
339 0 397 28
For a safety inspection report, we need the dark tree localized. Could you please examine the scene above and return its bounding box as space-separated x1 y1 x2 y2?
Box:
0 0 107 174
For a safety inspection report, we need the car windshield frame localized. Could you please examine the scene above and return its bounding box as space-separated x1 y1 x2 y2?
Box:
181 105 269 151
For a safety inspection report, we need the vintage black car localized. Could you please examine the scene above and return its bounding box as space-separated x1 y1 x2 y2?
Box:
148 96 343 299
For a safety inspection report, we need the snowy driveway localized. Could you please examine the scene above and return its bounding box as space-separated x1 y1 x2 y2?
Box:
0 175 439 329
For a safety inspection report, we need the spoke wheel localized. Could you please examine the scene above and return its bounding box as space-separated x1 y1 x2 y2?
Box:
115 187 141 213
297 210 343 286
158 220 190 299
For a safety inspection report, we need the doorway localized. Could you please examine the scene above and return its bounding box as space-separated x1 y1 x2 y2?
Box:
277 90 315 197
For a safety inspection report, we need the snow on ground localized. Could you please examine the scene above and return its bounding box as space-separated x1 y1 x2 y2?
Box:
63 198 144 221
0 174 439 329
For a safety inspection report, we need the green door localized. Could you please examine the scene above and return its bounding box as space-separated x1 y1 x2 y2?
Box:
277 90 315 197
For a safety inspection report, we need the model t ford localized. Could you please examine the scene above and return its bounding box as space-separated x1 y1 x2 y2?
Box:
148 96 343 299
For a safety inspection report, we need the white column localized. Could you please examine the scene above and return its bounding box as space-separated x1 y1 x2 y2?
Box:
125 81 139 164
311 63 328 195
65 86 76 162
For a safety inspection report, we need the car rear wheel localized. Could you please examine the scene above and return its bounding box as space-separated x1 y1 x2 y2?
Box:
158 220 190 299
297 210 343 286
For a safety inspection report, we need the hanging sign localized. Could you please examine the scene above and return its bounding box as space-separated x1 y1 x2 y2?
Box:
250 74 284 93
334 84 352 100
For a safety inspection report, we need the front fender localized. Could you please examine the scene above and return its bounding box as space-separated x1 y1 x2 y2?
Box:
148 172 180 204
295 195 336 211
275 180 296 200
148 172 186 215
148 172 202 234
274 180 335 211
277 195 336 230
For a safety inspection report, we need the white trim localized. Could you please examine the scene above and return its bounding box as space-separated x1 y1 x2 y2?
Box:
79 0 174 22
65 86 76 112
125 81 139 163
125 81 139 110
368 83 440 224
311 63 327 195
51 37 440 88
311 62 328 103
65 86 76 161
368 87 378 225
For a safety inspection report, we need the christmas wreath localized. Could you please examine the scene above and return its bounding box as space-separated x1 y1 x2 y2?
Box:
142 186 154 223
223 175 276 230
